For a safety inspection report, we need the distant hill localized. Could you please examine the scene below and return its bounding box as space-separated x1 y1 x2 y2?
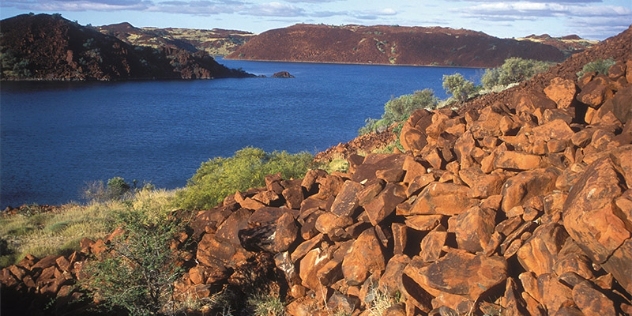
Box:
97 23 255 56
518 33 596 56
0 14 252 81
226 24 587 67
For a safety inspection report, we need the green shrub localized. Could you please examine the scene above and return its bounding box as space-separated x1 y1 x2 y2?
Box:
84 177 133 202
176 147 313 210
360 89 438 135
481 57 552 89
107 177 131 199
247 293 285 316
383 89 438 122
442 73 477 102
83 209 184 316
576 58 616 78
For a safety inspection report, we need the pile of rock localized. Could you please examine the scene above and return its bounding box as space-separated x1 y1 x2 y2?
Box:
0 251 88 315
170 59 632 315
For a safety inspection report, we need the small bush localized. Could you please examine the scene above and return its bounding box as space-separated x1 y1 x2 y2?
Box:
176 147 313 210
360 89 438 135
481 57 552 89
82 209 184 316
383 89 438 122
247 293 285 316
84 177 133 202
442 73 477 103
576 58 616 78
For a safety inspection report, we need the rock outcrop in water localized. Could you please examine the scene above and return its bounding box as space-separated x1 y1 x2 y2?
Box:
226 24 589 67
2 24 632 316
0 14 253 81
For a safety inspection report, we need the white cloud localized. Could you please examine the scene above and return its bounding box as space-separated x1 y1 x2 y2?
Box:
243 1 305 16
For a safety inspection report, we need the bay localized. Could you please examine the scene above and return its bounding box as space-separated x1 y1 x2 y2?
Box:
0 59 482 208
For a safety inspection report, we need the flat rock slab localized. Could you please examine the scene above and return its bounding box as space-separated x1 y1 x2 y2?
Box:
403 250 508 301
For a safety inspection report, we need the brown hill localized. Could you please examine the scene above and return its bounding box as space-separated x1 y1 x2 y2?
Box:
2 25 632 316
227 24 571 67
97 23 255 56
0 14 252 81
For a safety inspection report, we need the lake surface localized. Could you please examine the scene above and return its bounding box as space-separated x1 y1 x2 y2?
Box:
0 59 482 208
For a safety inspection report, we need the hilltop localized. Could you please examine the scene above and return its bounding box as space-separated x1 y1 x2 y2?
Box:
0 14 252 81
226 24 590 67
96 22 255 56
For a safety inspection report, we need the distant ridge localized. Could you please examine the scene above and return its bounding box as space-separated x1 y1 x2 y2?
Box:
226 24 587 67
0 14 252 81
97 23 255 56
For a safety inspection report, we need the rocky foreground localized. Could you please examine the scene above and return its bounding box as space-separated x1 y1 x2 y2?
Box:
2 26 632 315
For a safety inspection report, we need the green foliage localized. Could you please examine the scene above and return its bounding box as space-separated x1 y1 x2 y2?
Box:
1 49 31 79
84 177 147 203
577 58 616 78
360 89 438 135
83 209 184 316
442 73 477 102
176 147 313 210
247 293 286 316
107 177 131 199
481 57 552 89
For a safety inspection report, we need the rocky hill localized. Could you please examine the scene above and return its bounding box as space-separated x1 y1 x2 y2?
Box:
0 14 252 81
2 23 632 316
97 23 255 56
226 24 577 67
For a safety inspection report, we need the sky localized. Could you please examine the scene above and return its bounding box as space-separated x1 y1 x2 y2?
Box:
1 0 631 40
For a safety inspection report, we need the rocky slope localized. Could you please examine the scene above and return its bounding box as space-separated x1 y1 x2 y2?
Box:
97 23 255 56
226 24 576 67
0 14 252 81
2 25 632 316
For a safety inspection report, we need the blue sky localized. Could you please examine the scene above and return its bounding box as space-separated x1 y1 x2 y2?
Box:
1 0 630 40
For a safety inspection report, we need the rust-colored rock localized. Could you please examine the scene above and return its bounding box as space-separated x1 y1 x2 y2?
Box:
544 77 577 109
453 206 497 254
410 182 478 215
330 180 363 217
459 167 507 198
364 183 407 226
501 167 560 213
341 228 386 286
493 148 543 171
516 223 569 276
563 157 629 263
577 75 610 108
572 280 616 315
404 249 507 301
419 228 447 263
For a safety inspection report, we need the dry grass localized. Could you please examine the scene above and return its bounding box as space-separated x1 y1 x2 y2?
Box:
0 188 177 267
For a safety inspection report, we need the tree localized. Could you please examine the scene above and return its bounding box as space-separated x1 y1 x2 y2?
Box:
442 73 477 102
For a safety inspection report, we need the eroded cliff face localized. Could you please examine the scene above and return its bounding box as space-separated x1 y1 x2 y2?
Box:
226 24 579 67
0 14 252 81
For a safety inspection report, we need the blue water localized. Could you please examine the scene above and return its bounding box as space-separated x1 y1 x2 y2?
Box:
0 59 482 208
